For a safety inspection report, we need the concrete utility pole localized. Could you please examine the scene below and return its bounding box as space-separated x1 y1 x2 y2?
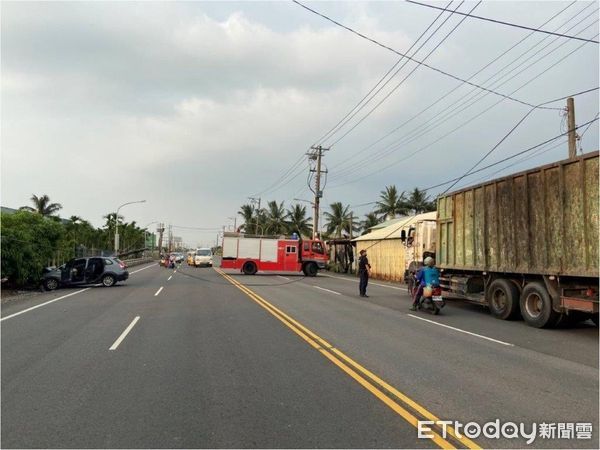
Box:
567 97 577 158
157 223 165 256
167 224 173 253
308 145 329 240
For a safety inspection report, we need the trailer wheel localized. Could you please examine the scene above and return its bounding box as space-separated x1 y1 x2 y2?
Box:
303 262 318 277
242 261 257 275
520 282 559 328
487 279 520 320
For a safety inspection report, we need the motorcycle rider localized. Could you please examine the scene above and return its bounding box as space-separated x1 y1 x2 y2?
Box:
410 256 440 310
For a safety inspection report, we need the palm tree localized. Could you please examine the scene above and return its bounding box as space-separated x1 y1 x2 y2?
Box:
375 185 407 220
20 194 62 216
265 201 287 235
238 204 255 233
287 204 312 237
324 202 358 238
405 188 436 214
361 212 381 235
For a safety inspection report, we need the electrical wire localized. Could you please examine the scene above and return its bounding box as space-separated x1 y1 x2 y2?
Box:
460 138 568 187
578 112 600 153
292 0 554 109
252 153 307 197
329 30 599 188
405 0 599 44
327 1 483 148
312 0 457 147
354 117 598 252
316 0 471 147
579 112 599 140
420 116 600 192
328 8 598 183
326 1 581 178
439 86 599 195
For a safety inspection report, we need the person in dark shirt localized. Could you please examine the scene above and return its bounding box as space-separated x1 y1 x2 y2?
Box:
358 249 371 297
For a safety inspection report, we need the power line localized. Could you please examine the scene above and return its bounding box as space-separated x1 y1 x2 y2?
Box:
252 153 307 197
313 0 462 146
255 1 460 197
292 0 553 109
578 111 600 153
440 92 599 195
421 116 600 192
461 138 568 187
325 1 582 178
405 0 599 44
328 1 483 147
329 27 599 188
440 86 599 194
579 112 599 139
328 7 597 182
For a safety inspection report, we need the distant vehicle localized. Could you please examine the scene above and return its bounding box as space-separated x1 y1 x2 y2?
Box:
186 251 196 265
159 254 169 267
42 257 129 291
173 253 184 263
220 233 328 276
194 248 213 267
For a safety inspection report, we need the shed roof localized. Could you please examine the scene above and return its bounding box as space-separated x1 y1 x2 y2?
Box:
369 216 407 230
353 211 436 242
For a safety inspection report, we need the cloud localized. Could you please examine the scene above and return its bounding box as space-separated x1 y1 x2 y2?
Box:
1 1 598 246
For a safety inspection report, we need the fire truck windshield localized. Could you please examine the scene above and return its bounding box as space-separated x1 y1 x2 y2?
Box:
311 242 324 254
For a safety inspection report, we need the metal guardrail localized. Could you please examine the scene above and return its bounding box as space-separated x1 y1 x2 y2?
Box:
123 258 155 267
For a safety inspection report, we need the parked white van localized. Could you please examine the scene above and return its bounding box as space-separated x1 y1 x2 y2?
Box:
194 248 213 267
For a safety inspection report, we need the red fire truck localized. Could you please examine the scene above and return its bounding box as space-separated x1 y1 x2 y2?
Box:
220 233 328 276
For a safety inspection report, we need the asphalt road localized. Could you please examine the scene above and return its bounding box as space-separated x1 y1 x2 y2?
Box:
1 263 598 449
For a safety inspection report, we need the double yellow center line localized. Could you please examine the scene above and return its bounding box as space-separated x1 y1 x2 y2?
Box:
216 269 480 449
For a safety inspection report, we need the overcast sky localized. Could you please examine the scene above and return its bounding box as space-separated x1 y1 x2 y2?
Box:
2 0 598 247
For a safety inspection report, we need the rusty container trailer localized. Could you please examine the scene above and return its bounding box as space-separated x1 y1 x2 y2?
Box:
436 151 599 328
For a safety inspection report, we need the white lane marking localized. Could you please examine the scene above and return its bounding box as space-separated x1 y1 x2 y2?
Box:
154 286 164 296
109 316 140 350
129 264 156 274
320 274 357 282
407 314 514 347
314 285 342 296
321 273 404 290
2 262 159 322
371 282 404 291
0 288 91 322
278 275 290 281
168 276 172 281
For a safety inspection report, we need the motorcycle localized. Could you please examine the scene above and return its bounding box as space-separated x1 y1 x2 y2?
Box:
417 285 445 315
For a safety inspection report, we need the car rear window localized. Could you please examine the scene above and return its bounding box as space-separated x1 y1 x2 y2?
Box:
104 258 113 265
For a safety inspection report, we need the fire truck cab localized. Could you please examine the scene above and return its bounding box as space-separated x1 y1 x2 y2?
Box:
220 233 328 276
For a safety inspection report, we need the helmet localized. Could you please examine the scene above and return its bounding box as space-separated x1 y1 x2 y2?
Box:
424 256 435 267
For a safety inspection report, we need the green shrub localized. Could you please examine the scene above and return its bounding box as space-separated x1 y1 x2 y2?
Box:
1 211 64 286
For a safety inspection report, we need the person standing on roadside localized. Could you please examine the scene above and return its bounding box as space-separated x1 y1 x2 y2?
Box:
358 249 371 297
